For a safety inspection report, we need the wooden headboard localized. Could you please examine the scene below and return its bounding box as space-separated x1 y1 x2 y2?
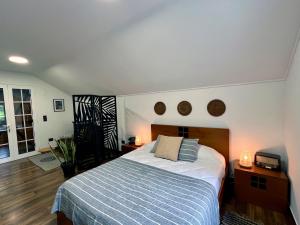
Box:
151 124 230 164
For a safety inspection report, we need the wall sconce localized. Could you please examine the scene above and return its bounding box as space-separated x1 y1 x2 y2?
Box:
239 151 252 168
135 136 142 146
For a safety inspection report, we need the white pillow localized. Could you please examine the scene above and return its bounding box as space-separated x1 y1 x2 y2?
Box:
144 141 156 150
197 145 226 165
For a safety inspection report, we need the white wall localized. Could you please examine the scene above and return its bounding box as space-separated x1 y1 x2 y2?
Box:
118 81 286 170
0 71 73 152
284 38 300 224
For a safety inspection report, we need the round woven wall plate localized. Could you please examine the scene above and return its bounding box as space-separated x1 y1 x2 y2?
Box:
207 99 226 117
154 102 166 115
177 101 192 116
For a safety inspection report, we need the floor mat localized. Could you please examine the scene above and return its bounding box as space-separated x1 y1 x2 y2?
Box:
221 212 264 225
29 153 62 171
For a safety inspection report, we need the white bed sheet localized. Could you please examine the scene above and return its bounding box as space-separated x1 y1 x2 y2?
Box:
121 142 226 193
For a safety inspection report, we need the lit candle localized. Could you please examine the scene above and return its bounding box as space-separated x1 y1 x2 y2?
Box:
239 151 252 168
135 136 142 146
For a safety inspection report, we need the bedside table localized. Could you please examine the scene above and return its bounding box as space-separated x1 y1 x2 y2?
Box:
234 159 289 212
121 144 142 155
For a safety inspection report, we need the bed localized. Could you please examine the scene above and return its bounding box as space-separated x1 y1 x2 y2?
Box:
53 124 229 225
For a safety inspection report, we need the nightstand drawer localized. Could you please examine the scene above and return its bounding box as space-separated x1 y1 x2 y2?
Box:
234 160 289 212
236 170 288 195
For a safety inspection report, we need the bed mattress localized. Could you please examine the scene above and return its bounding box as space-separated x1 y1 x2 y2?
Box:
52 142 225 225
52 158 220 225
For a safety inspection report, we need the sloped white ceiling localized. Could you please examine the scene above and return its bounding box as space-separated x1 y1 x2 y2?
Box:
0 0 300 95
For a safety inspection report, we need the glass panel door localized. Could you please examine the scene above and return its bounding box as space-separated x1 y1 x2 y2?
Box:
0 88 11 159
0 85 36 163
12 88 35 154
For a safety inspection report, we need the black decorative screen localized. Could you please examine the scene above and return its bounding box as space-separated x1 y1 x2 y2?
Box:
101 97 118 152
73 95 118 169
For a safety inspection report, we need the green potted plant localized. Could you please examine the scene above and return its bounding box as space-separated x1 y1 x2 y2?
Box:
50 137 76 178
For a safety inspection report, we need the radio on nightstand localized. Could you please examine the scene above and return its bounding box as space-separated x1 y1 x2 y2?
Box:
254 152 281 171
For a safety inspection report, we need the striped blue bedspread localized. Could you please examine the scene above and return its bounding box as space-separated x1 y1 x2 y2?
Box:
52 158 219 225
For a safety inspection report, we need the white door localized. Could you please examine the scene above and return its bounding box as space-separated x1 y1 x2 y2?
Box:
0 85 15 163
0 85 37 163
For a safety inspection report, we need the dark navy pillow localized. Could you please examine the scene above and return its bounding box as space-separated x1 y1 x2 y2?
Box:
178 138 199 162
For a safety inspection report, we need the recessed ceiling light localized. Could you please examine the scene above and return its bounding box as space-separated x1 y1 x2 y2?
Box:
8 55 29 65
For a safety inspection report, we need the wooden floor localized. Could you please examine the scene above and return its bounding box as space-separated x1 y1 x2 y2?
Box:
0 158 65 225
0 158 296 225
221 195 296 225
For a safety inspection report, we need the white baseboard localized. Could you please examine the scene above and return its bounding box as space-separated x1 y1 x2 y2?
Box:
290 206 299 225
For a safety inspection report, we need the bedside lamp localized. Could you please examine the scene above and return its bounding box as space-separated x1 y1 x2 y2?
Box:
135 136 142 146
239 151 252 168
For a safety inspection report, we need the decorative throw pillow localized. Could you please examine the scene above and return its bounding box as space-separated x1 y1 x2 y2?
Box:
154 136 183 161
178 138 199 162
150 135 161 153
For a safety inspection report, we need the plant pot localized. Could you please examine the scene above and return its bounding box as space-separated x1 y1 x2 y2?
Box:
61 162 75 178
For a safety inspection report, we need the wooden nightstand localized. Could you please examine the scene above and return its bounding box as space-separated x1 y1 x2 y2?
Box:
121 144 142 155
234 159 289 212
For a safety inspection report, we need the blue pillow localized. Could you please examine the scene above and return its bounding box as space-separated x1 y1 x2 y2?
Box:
178 139 199 162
